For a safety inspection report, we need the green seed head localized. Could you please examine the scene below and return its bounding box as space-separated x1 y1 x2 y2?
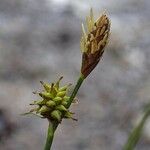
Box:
25 77 75 123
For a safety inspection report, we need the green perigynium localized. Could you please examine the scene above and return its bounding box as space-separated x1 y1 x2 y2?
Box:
25 77 75 122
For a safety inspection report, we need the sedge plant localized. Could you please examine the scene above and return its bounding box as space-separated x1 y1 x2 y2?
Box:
24 8 150 150
24 8 111 150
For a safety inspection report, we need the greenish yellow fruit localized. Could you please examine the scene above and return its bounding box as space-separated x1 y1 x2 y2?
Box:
59 86 68 91
56 105 67 112
40 81 51 92
59 83 71 92
64 111 77 121
51 86 57 97
54 76 63 90
29 107 41 113
51 110 62 122
39 92 53 99
53 97 62 105
38 105 51 113
34 100 46 105
62 101 67 107
46 101 56 108
64 111 72 119
63 96 70 102
56 91 66 97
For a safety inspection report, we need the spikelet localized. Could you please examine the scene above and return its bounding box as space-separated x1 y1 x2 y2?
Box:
24 77 75 122
80 8 111 78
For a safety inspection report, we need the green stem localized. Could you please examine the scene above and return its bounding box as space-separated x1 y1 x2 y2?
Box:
44 75 85 150
44 121 58 150
66 74 85 108
123 107 150 150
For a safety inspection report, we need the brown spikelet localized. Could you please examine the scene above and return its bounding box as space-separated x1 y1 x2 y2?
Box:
80 9 111 78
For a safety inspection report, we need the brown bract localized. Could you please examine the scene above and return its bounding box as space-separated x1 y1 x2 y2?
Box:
80 9 111 78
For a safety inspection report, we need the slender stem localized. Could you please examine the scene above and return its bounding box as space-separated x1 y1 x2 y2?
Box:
43 75 85 150
44 121 58 150
66 75 85 108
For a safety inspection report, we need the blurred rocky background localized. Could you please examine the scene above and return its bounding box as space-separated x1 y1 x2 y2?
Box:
0 0 150 150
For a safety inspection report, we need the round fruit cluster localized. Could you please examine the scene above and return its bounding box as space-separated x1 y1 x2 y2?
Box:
28 77 76 122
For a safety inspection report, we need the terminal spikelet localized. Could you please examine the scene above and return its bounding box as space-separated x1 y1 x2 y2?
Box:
81 8 111 78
